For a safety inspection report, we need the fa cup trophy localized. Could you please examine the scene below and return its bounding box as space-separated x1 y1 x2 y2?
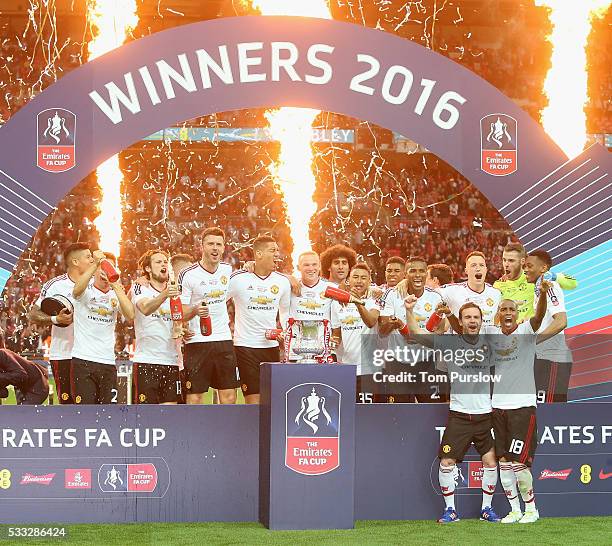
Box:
283 318 333 363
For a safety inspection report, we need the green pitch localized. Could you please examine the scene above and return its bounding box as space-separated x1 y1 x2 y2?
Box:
1 518 610 545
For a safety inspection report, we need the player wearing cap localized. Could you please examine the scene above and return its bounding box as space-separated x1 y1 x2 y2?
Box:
131 250 181 404
440 251 501 329
178 228 237 405
71 251 135 404
28 242 93 404
228 235 291 404
524 250 572 403
331 263 381 403
404 300 501 524
487 281 549 524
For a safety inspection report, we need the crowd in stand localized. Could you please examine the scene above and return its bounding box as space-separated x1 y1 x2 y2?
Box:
0 5 610 353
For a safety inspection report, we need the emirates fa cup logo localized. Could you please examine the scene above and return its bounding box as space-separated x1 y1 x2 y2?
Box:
480 113 517 176
37 107 76 172
285 383 341 475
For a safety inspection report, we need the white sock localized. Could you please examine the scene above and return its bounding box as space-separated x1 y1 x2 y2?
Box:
481 466 498 509
499 462 521 512
439 463 456 509
512 462 536 511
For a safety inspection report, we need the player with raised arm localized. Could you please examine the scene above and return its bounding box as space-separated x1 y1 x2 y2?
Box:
439 251 501 328
320 244 357 287
493 243 534 321
178 228 237 405
331 263 381 403
131 250 181 404
404 298 501 524
28 242 93 404
524 250 573 403
228 235 291 405
488 281 550 524
71 251 134 404
380 257 445 402
495 243 577 323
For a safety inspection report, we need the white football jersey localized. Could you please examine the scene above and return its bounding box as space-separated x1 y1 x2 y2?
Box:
380 287 442 363
71 284 120 365
331 298 381 375
227 270 291 348
35 274 75 360
289 278 333 322
535 280 572 362
131 283 178 366
178 262 232 343
439 282 501 327
487 321 537 409
435 334 492 415
288 278 333 360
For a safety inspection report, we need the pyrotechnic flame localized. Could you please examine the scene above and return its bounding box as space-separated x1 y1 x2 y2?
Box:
536 1 611 159
251 0 331 270
87 0 138 257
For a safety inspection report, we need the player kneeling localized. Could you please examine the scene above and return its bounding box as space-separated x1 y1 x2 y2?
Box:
405 299 501 523
131 250 182 404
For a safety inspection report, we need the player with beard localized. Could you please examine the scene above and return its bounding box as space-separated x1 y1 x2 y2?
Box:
495 243 577 323
379 257 446 402
287 251 333 362
228 235 291 404
28 243 93 404
331 263 381 403
487 282 549 524
320 244 357 287
131 250 181 404
493 243 533 321
440 252 501 329
179 228 237 405
404 300 501 524
524 250 572 403
71 251 135 404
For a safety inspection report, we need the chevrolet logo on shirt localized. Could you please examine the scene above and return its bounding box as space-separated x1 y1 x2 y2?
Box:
250 296 274 305
493 338 518 357
341 316 359 325
205 289 225 299
91 306 113 316
301 300 322 310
